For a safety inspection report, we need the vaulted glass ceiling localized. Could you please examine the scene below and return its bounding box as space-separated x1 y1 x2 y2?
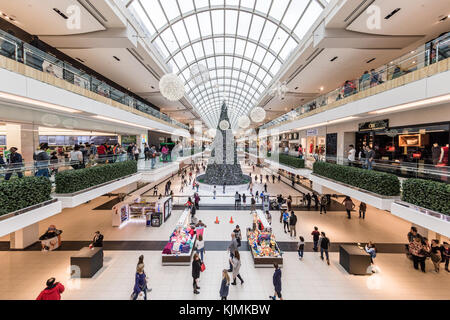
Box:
126 0 326 128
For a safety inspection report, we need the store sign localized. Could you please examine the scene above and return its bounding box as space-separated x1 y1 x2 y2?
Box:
358 119 389 132
306 129 318 136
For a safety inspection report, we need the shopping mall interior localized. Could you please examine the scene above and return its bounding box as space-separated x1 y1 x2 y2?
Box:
0 0 449 304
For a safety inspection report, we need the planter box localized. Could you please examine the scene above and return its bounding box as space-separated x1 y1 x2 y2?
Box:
391 201 450 238
310 174 399 210
55 173 141 208
0 199 62 237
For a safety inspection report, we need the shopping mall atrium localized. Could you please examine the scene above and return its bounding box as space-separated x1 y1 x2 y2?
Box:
0 0 449 303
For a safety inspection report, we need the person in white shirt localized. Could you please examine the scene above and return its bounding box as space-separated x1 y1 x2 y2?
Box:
195 234 205 261
69 145 83 170
347 144 356 166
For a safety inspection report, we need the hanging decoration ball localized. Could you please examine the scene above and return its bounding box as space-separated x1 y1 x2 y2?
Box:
250 107 266 123
208 128 217 137
219 120 230 131
159 73 185 101
238 115 251 129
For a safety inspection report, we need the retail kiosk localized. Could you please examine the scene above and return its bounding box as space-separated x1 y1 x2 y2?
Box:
112 196 172 228
247 210 283 267
161 208 197 266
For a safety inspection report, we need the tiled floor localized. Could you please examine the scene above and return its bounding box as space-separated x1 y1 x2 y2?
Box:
0 250 448 300
1 160 448 300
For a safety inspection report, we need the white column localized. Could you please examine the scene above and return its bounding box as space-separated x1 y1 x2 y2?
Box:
10 223 40 249
5 123 39 163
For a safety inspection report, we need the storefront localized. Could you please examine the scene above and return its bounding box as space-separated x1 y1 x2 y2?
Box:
355 120 450 165
306 128 326 160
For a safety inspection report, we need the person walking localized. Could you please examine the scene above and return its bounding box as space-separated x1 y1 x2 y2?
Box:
266 210 272 224
213 185 217 199
298 236 305 260
312 193 319 210
319 232 331 265
242 193 246 207
319 195 327 214
359 202 367 219
269 264 283 300
131 264 148 300
233 225 242 248
347 144 356 166
219 269 230 300
227 233 239 272
229 250 244 285
192 253 202 294
430 239 442 273
287 195 292 212
366 145 375 170
34 143 50 177
409 237 429 273
4 147 23 180
264 183 268 193
196 234 205 261
289 211 297 237
342 196 355 219
234 191 240 210
311 226 320 252
282 210 290 233
36 278 64 300
305 193 312 210
250 196 256 212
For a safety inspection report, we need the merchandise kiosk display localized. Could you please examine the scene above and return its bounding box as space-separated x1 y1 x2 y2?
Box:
247 210 283 267
161 209 197 265
112 196 173 228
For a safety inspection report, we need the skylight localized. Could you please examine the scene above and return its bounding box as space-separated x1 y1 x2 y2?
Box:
127 0 325 128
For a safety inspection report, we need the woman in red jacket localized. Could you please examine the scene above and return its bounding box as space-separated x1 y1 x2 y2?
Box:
36 278 65 300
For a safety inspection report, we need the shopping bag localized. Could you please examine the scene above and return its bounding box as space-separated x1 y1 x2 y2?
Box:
200 262 206 272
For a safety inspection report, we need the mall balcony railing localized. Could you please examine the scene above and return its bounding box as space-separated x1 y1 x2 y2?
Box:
260 34 450 130
0 29 189 131
324 155 449 183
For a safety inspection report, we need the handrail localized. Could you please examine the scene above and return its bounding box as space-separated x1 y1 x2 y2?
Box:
0 29 188 130
260 32 450 130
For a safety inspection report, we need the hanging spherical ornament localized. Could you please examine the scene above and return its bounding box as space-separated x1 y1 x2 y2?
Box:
208 128 217 137
237 115 250 129
250 107 266 123
219 120 230 131
159 73 185 101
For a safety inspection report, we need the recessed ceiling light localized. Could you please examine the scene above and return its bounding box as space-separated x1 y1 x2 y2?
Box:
319 86 324 91
385 8 401 20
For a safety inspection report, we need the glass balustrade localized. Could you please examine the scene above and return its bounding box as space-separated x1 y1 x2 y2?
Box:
0 29 189 130
261 33 449 130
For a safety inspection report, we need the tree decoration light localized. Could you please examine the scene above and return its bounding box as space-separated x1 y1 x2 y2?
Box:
219 120 230 131
250 107 266 123
237 115 250 129
159 73 185 101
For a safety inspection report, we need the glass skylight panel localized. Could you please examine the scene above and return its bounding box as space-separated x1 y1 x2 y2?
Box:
160 0 180 21
294 0 323 39
282 0 310 30
255 0 272 14
131 0 324 128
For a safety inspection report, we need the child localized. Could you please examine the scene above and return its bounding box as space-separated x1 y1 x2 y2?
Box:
298 236 305 260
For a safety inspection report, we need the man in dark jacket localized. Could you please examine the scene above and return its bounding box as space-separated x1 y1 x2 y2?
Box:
305 193 312 210
269 264 283 300
289 211 297 237
320 232 331 265
4 147 23 180
92 231 104 247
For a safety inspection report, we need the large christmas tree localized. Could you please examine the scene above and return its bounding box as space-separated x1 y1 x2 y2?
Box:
200 102 248 185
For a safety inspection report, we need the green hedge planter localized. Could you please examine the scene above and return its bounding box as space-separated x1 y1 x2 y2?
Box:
0 177 52 216
55 160 137 194
268 153 305 168
402 178 450 215
313 162 400 196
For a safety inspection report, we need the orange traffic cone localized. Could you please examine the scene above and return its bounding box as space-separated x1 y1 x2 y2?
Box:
215 216 220 224
229 216 234 224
